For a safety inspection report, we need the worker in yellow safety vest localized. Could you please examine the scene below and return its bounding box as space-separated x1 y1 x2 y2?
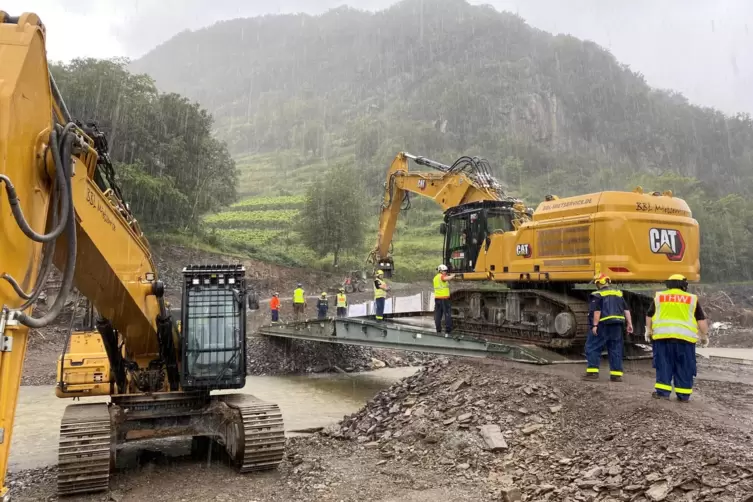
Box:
336 287 348 317
645 274 709 402
433 264 456 335
293 283 306 321
374 270 389 320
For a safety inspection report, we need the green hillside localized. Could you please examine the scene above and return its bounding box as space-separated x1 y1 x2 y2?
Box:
132 0 753 282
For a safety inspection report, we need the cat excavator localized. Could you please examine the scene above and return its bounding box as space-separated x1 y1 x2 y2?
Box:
368 152 700 348
0 13 284 500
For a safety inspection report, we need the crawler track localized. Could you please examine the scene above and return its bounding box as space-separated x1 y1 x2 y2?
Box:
218 394 286 472
57 403 113 496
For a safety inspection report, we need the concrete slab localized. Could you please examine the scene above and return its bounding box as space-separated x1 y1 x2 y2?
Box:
696 348 753 365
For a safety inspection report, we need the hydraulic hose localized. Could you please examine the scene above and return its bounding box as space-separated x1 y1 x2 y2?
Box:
0 128 70 242
14 130 78 328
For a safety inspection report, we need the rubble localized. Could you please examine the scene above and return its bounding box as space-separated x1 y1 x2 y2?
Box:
327 358 753 501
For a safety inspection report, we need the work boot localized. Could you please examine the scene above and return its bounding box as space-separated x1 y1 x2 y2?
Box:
610 376 623 382
676 396 691 403
582 373 599 381
652 392 670 400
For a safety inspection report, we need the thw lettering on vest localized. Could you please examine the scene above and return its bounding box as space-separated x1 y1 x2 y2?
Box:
659 294 692 304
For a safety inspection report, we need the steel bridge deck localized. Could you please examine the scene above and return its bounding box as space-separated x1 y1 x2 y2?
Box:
256 312 653 365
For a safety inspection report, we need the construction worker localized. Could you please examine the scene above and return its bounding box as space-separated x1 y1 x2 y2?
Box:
270 292 280 322
374 270 389 320
584 274 633 382
645 274 709 402
293 283 306 321
317 292 329 319
336 287 348 317
433 264 455 334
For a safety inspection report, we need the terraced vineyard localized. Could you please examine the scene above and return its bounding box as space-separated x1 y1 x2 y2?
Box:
202 150 447 279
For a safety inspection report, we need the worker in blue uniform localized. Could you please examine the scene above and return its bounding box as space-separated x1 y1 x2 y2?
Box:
583 274 634 382
645 274 709 402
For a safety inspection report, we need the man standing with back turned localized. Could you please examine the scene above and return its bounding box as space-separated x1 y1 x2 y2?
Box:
646 274 709 402
293 283 306 321
433 264 455 335
584 273 633 382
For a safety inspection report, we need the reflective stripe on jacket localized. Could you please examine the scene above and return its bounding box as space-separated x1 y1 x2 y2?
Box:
651 289 699 343
293 288 305 303
591 287 626 323
374 279 387 299
336 294 347 307
433 273 450 299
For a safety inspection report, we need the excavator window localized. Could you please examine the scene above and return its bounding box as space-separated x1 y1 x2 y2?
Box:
444 204 516 273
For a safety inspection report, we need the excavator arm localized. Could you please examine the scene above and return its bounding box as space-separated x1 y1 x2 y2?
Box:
0 14 173 498
367 152 527 276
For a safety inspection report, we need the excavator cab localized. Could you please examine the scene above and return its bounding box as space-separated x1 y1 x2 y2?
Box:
180 264 247 390
442 201 517 273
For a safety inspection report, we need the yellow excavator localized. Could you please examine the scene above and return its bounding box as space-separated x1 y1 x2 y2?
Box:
0 13 283 500
368 152 700 348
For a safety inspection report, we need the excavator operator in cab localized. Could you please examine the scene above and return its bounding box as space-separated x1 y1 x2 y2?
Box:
583 274 633 382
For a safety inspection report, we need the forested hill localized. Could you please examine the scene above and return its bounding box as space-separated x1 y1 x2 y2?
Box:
131 0 753 281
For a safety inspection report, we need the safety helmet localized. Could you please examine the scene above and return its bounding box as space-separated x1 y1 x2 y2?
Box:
321 292 327 297
339 287 345 292
376 270 384 277
437 264 448 272
273 292 279 296
297 282 302 287
593 273 610 285
666 274 689 291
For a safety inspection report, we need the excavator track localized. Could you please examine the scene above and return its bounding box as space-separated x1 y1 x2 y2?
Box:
218 394 286 472
57 403 113 496
451 288 593 349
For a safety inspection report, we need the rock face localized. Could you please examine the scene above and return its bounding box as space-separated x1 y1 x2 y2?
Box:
327 358 753 501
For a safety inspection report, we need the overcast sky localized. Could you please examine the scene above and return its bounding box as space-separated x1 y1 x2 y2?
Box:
5 0 752 115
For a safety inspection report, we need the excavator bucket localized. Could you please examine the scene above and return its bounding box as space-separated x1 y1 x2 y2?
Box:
376 257 394 278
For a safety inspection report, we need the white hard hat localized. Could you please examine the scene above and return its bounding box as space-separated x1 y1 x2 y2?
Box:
437 264 448 272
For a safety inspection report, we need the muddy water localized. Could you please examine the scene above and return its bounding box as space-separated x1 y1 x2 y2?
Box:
9 366 419 471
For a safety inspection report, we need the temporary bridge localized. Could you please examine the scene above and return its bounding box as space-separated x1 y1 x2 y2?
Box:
256 311 654 365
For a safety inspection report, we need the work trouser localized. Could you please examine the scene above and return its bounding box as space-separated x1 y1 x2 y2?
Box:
653 339 696 400
375 297 385 320
336 307 347 317
585 322 624 377
317 308 328 319
271 310 279 322
434 299 452 333
293 303 304 321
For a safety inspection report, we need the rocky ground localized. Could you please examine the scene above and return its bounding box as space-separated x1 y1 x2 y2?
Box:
8 357 753 502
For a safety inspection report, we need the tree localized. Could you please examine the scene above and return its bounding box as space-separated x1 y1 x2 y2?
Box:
298 164 367 267
49 58 239 231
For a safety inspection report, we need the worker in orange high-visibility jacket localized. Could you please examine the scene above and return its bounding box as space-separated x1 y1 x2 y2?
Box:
270 292 281 322
584 274 633 382
433 264 456 335
646 274 709 402
336 287 348 317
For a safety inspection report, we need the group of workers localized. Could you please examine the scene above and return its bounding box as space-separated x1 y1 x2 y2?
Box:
269 266 709 402
584 272 709 402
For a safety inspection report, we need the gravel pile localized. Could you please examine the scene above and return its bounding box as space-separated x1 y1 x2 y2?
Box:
327 359 753 501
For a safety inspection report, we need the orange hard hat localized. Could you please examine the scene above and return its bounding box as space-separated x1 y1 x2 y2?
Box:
593 273 611 285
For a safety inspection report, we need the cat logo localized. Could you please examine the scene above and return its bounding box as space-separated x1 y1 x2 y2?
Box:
417 179 426 190
649 228 685 261
516 243 532 258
